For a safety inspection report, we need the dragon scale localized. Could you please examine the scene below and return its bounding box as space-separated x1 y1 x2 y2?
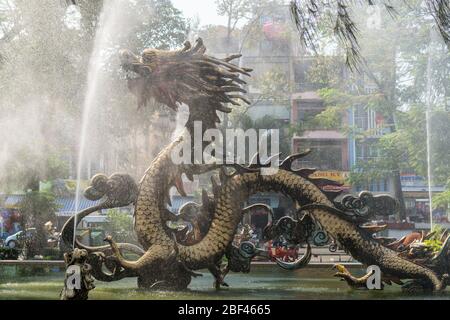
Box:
123 158 446 290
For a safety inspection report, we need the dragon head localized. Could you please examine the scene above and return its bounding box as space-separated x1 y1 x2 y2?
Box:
119 38 251 128
119 48 161 110
119 49 150 76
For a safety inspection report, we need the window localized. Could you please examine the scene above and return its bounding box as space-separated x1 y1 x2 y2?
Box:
296 100 324 125
353 105 385 136
294 140 344 170
355 140 380 163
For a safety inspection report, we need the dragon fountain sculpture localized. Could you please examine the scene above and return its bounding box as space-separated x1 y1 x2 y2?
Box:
60 38 449 299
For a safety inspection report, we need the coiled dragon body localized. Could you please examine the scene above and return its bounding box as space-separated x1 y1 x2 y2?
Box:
61 38 448 297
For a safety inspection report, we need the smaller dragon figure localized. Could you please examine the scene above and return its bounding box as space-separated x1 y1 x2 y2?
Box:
60 248 95 300
327 194 450 291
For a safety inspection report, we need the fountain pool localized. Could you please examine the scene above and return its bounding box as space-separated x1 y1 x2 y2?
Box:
1 265 449 300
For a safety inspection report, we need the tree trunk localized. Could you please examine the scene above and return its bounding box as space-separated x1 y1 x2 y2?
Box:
388 41 407 222
392 170 407 221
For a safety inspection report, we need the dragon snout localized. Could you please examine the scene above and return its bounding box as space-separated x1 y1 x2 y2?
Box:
119 49 140 68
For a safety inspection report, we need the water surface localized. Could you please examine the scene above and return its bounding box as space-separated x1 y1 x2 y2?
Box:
0 265 448 300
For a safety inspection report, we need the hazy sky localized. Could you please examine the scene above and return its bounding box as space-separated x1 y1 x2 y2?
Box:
171 0 228 26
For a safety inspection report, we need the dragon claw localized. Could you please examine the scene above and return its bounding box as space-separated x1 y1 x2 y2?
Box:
332 263 347 273
214 279 229 290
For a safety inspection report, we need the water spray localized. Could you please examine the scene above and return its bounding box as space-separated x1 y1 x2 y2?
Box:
425 27 438 231
73 0 123 248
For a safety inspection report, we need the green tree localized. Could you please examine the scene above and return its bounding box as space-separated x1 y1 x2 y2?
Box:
301 1 450 220
0 0 189 192
18 191 59 258
234 114 291 158
2 147 69 192
433 187 450 210
0 0 86 191
103 209 138 245
228 69 291 157
91 0 189 177
215 0 253 46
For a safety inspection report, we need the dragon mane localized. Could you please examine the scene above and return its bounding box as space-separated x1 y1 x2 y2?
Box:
119 38 252 131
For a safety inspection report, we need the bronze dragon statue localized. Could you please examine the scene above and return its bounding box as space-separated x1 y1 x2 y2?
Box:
61 38 449 299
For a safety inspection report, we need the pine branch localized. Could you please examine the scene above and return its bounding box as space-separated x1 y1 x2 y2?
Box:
426 0 450 48
289 1 448 71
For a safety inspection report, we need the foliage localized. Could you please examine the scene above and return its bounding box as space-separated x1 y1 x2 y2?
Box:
229 69 290 121
1 147 69 192
433 186 450 209
431 223 447 239
16 265 49 277
423 239 442 252
216 0 253 35
0 0 191 191
214 0 288 58
348 107 450 187
306 56 346 89
256 70 291 101
215 0 279 37
0 247 20 260
303 89 347 130
17 191 59 258
231 114 291 158
423 224 448 252
124 0 188 51
42 247 63 260
299 1 450 220
290 0 450 70
394 108 450 182
104 209 138 244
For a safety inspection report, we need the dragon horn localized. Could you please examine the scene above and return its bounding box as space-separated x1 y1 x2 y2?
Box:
202 189 210 207
279 150 312 171
192 38 205 53
181 41 192 52
223 54 242 62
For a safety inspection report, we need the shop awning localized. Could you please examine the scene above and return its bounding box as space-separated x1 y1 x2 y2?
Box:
2 194 102 216
56 197 103 216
